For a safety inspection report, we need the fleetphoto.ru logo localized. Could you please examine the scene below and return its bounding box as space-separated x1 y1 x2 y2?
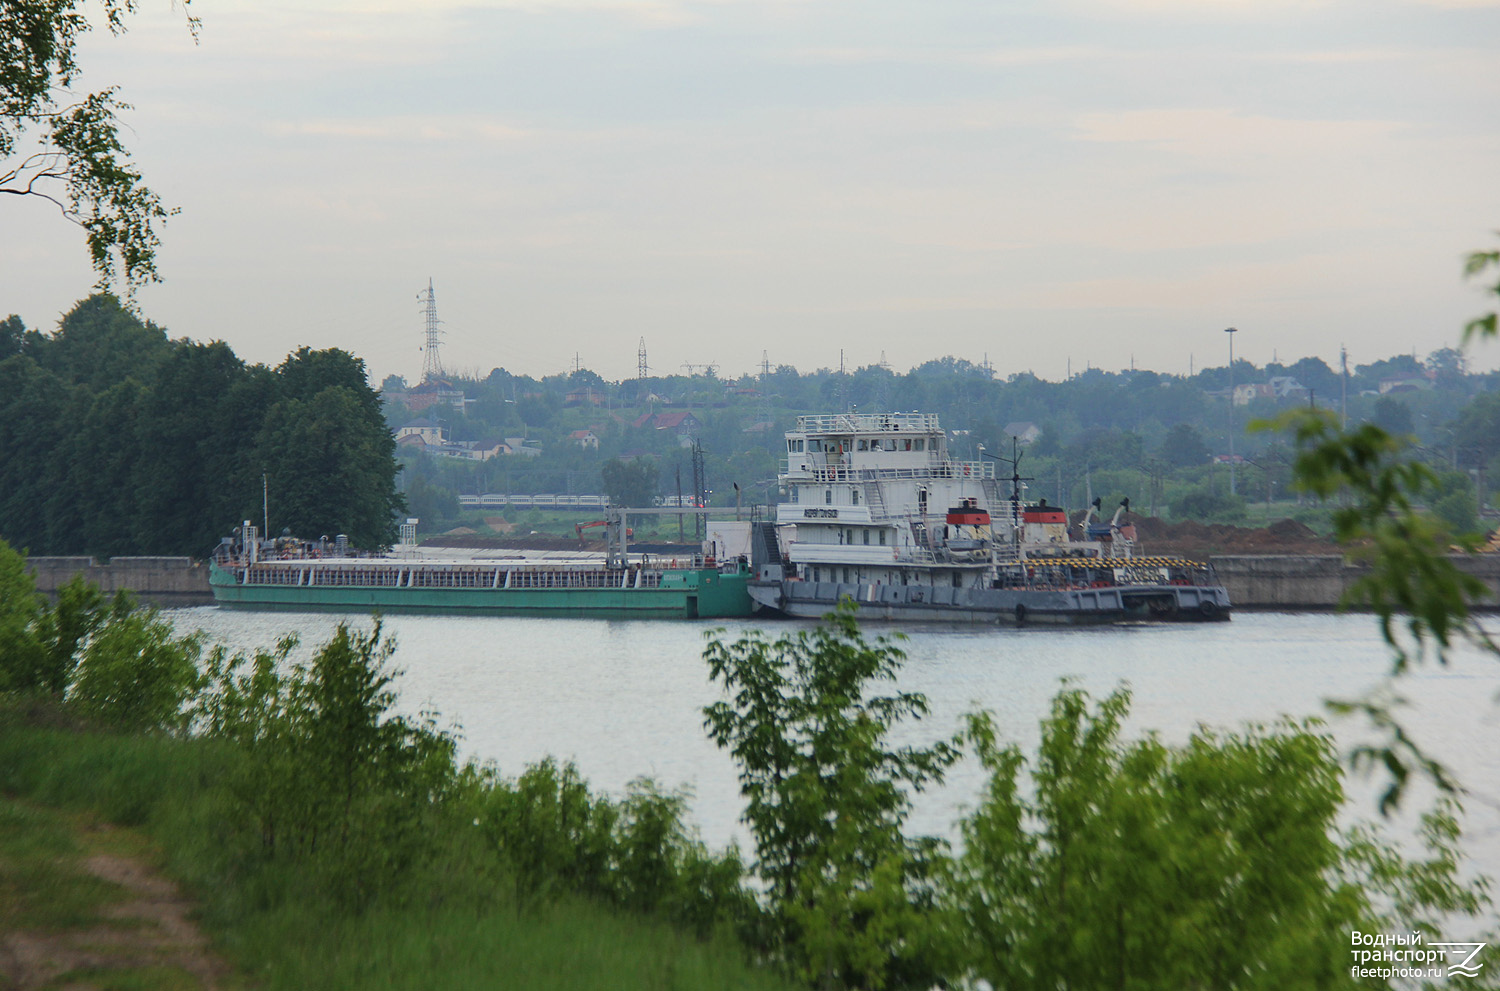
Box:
1351 930 1486 981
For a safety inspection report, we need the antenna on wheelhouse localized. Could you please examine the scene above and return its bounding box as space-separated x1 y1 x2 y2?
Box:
979 437 1033 533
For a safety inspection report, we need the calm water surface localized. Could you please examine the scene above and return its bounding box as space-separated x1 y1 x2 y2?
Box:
164 608 1500 874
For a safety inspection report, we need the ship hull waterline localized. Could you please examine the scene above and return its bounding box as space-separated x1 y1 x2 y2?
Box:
749 579 1232 626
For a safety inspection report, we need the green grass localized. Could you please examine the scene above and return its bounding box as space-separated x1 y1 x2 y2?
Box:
0 713 797 991
0 799 126 931
41 966 204 991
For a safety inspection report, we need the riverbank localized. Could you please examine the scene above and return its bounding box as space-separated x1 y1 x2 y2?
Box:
0 704 794 991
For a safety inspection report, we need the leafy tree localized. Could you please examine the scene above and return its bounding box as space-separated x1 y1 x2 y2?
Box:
1169 487 1247 522
0 538 45 693
403 473 459 523
198 621 459 901
67 598 203 733
1 2 195 288
1287 355 1340 396
1451 391 1500 467
0 540 202 731
1371 396 1414 436
951 686 1493 990
0 314 26 360
0 353 69 551
601 457 660 508
254 384 403 548
703 603 959 990
1465 236 1500 343
1426 346 1467 388
1258 409 1492 810
1159 422 1210 467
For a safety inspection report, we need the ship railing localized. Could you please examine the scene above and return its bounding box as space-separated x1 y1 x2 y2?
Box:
242 562 687 590
796 413 942 433
787 462 996 483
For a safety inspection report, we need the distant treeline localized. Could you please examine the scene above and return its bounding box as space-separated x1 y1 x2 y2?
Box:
0 296 402 556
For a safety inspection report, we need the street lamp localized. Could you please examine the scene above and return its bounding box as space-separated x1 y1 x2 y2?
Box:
1225 327 1239 496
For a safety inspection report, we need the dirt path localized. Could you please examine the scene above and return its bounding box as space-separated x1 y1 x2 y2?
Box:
0 813 232 991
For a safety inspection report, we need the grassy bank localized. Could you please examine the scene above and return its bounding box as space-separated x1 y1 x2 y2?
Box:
0 713 792 991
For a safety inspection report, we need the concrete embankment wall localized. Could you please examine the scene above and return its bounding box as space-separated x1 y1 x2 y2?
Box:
1211 554 1500 610
26 556 212 601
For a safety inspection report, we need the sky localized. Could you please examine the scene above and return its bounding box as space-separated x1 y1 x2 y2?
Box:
5 0 1500 386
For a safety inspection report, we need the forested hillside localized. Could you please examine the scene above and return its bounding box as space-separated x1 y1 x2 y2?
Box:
391 349 1500 534
7 293 1497 555
0 296 402 556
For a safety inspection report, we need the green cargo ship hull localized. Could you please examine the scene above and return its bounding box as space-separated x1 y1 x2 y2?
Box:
208 561 754 619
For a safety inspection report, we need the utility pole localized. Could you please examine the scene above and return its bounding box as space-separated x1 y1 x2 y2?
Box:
675 465 684 542
1340 344 1348 428
637 337 649 380
691 441 707 541
1225 327 1238 496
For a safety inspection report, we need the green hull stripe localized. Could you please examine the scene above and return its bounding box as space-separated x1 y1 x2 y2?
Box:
208 561 753 619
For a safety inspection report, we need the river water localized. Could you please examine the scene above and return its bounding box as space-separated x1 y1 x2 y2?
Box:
163 607 1500 879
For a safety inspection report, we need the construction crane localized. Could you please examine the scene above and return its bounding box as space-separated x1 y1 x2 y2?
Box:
576 520 633 541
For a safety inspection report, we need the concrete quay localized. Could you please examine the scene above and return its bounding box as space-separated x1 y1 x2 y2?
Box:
1210 554 1500 610
26 556 212 603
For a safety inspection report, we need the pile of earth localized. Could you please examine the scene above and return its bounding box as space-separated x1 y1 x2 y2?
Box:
1129 517 1337 559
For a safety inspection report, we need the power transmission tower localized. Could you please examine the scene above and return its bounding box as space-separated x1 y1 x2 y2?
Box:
418 279 444 381
638 337 649 380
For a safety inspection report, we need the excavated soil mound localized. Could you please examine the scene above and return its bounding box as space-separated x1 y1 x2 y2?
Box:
1133 517 1335 559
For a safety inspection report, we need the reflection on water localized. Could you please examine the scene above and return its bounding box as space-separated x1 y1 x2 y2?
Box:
164 608 1500 875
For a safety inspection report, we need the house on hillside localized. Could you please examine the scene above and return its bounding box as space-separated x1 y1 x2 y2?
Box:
631 410 701 447
1232 383 1274 406
403 378 467 413
504 437 543 457
1234 377 1310 406
568 429 600 450
396 419 446 445
564 387 607 407
1379 375 1435 395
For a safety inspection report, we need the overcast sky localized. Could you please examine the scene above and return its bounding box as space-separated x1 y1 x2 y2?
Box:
5 0 1500 385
